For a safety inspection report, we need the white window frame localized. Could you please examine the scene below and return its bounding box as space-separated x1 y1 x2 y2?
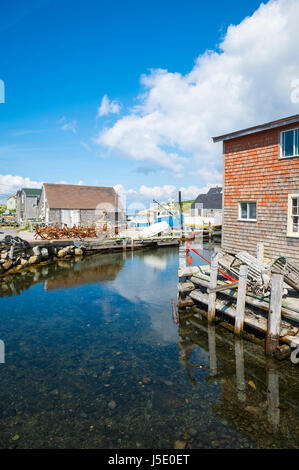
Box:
287 194 299 238
238 201 257 222
280 127 299 159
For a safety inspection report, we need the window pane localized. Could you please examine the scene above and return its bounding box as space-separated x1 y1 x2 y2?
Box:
295 129 299 155
283 130 294 157
293 216 299 233
292 197 299 216
240 203 247 219
248 203 256 219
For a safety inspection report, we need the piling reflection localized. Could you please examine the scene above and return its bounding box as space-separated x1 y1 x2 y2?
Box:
178 308 299 447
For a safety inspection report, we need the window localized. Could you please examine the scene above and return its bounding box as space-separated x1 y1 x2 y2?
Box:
287 194 299 237
239 202 256 221
280 128 299 158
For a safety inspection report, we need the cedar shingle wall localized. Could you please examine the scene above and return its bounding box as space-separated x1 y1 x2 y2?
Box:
223 124 299 263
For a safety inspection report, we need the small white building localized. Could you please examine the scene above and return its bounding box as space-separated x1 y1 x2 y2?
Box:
6 195 16 212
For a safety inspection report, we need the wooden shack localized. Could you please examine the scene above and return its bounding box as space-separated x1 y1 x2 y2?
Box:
39 183 126 229
213 114 299 263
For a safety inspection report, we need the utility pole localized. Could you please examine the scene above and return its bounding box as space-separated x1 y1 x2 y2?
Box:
178 190 183 235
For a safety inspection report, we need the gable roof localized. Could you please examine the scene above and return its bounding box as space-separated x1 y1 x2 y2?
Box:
191 187 222 210
43 183 123 210
212 114 299 143
22 188 42 197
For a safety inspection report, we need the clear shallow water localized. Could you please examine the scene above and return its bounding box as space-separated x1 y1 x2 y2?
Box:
0 245 298 449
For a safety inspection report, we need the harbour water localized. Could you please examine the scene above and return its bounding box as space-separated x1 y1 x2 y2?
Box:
0 245 298 449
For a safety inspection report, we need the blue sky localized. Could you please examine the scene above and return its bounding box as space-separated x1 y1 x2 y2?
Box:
1 0 299 206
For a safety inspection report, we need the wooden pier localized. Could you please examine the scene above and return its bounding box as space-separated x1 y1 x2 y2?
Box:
28 236 180 253
177 245 299 362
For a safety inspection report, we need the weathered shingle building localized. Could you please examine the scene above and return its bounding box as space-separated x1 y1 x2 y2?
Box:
39 183 125 228
16 188 42 224
191 187 222 218
213 114 299 263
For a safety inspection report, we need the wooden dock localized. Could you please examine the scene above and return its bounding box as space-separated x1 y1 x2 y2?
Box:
177 246 299 362
28 236 180 253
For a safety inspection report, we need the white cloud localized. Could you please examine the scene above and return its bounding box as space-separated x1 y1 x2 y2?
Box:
0 174 42 199
57 116 77 133
114 183 218 204
179 184 220 200
114 183 137 196
61 121 77 134
98 95 121 117
139 184 176 200
95 0 299 181
80 141 92 152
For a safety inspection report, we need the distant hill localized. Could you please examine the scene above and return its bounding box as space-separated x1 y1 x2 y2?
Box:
163 200 194 213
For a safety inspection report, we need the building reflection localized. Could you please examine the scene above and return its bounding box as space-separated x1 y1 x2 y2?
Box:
0 252 124 297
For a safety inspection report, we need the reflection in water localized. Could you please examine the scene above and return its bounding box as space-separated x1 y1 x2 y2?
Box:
235 339 246 403
178 309 299 448
0 245 298 449
0 253 124 297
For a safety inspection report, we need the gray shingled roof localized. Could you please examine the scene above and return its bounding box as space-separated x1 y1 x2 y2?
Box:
191 187 222 210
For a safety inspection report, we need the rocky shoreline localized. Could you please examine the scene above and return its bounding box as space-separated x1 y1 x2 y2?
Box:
0 244 85 276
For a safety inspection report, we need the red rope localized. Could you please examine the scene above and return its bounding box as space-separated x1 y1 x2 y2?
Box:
185 232 237 283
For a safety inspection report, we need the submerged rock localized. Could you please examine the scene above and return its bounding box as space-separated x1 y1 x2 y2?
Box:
2 260 13 270
174 440 186 449
108 400 117 410
32 246 41 256
41 248 49 259
28 255 40 265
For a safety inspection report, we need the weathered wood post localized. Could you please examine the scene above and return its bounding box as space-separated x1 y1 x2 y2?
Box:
178 245 186 308
208 222 212 241
235 339 246 402
208 324 217 376
257 242 264 262
179 245 186 269
266 359 280 431
131 238 134 251
234 264 248 336
123 239 126 251
208 248 220 323
266 272 283 356
178 190 183 239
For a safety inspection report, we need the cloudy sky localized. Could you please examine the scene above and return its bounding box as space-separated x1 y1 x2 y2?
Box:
1 0 299 207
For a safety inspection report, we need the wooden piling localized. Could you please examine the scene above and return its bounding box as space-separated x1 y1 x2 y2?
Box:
179 246 186 269
257 242 264 262
266 359 280 431
208 324 217 376
123 239 127 251
208 249 220 323
235 339 246 402
266 272 283 356
208 222 212 241
234 264 248 336
178 266 200 278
